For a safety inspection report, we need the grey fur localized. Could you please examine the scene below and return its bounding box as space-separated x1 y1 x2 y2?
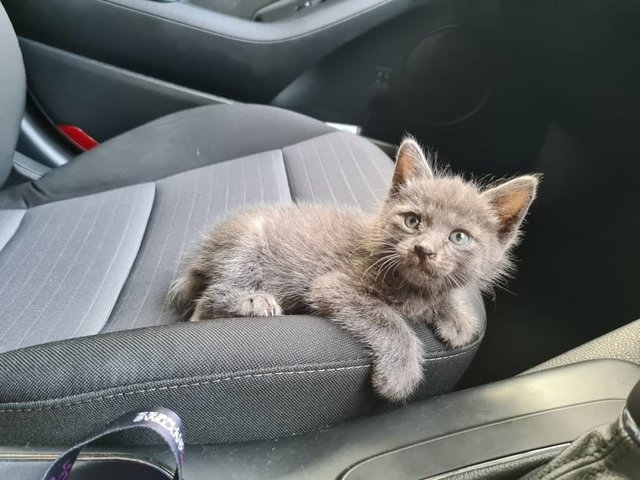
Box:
170 138 539 401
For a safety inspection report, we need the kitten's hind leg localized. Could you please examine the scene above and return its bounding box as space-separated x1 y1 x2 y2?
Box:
308 271 424 402
191 284 282 321
168 265 207 312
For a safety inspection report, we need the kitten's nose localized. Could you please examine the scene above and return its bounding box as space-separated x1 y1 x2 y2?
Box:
414 245 436 260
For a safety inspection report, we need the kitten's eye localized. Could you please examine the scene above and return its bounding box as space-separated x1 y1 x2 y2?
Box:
404 213 421 229
449 230 471 246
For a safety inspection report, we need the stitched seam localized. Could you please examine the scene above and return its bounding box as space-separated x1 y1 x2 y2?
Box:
279 148 296 203
0 347 478 414
423 347 478 360
153 130 337 185
583 439 633 480
421 332 484 359
0 364 371 414
534 430 626 480
100 182 158 333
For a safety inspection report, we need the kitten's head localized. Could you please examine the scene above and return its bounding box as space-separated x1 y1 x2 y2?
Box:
368 137 539 294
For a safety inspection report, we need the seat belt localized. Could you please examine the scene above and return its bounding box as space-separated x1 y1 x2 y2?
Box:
41 407 185 480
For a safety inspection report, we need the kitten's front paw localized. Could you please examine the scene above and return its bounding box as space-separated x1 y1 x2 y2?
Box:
235 293 282 317
372 348 424 402
435 309 478 348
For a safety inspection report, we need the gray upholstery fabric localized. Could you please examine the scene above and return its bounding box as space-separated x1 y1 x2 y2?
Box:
105 150 292 331
282 131 392 211
0 184 154 352
0 4 26 187
0 209 25 252
526 319 640 374
0 104 486 446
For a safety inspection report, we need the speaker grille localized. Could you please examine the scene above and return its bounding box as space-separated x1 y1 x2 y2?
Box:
402 25 495 127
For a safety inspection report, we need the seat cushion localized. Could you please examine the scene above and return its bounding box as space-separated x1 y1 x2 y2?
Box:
0 104 485 445
0 4 25 186
0 183 154 352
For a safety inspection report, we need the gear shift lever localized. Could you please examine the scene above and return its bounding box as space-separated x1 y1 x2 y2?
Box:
626 378 640 434
521 378 640 479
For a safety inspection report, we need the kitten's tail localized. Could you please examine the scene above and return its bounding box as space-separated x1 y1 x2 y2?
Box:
168 266 207 313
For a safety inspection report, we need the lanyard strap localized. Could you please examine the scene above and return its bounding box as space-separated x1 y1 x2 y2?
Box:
42 407 185 480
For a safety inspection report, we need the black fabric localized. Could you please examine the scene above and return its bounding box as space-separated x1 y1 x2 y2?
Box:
0 308 484 445
0 104 333 209
0 295 485 403
0 4 26 187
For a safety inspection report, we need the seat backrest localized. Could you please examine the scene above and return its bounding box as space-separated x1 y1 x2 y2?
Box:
0 4 26 187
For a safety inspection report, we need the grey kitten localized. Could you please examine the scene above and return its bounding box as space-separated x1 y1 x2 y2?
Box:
170 137 539 401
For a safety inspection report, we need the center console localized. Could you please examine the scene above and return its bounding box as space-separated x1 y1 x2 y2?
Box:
2 359 638 479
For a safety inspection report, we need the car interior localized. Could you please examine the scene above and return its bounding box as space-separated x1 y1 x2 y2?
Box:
0 0 639 478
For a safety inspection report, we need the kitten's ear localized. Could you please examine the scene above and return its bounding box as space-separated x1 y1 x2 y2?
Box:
483 175 540 246
391 137 434 194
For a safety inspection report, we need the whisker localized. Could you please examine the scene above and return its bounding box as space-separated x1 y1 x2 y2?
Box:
361 250 398 281
380 258 401 283
374 255 400 284
388 261 403 284
361 255 391 281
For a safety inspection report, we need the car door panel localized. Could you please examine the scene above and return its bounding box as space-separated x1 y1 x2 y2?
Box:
5 0 411 103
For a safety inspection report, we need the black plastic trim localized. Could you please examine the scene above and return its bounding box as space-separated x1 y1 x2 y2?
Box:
19 38 233 141
0 452 173 480
627 378 640 425
342 400 622 479
17 107 74 168
426 444 568 480
4 0 414 101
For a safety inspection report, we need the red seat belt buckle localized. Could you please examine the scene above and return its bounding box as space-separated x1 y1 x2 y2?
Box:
57 124 100 151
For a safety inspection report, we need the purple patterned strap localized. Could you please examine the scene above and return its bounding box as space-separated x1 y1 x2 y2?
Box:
42 407 185 480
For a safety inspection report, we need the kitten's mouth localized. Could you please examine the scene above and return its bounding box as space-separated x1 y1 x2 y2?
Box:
398 264 443 291
417 258 430 270
414 257 436 274
403 259 439 279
